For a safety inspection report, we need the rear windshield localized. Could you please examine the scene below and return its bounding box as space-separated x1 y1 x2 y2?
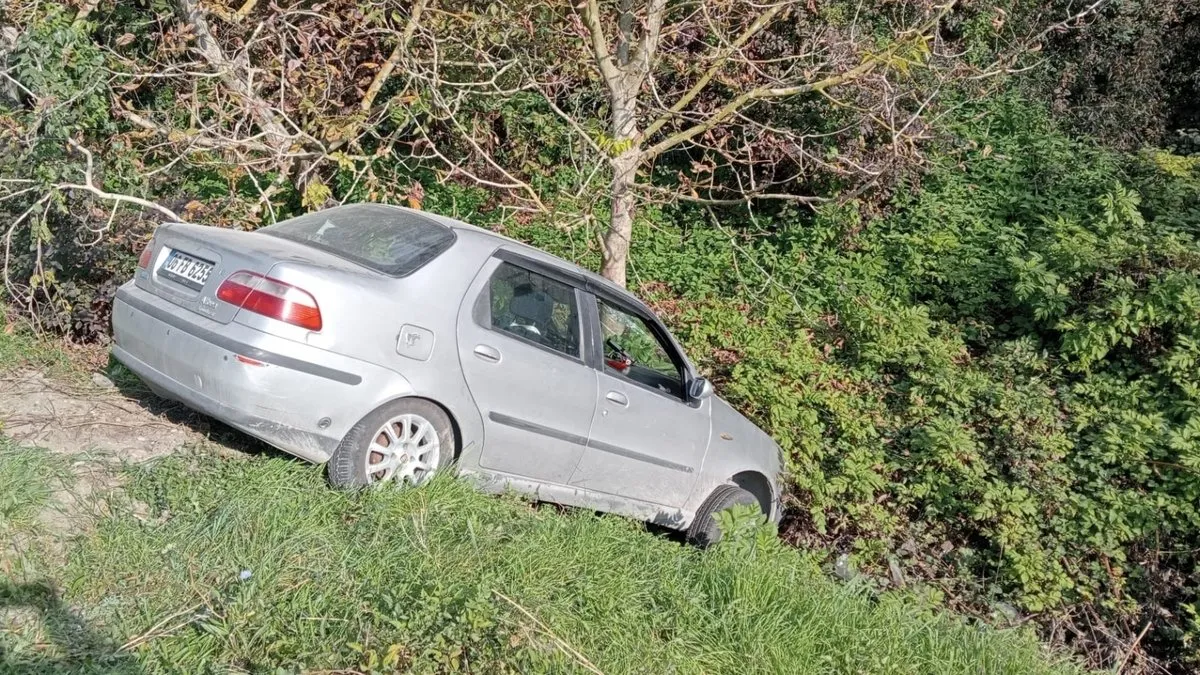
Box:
261 204 456 277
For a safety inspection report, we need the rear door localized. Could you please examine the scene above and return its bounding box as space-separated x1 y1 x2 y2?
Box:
569 295 710 507
456 255 598 485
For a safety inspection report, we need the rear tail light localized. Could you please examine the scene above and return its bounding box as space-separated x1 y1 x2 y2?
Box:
137 242 153 269
216 271 323 331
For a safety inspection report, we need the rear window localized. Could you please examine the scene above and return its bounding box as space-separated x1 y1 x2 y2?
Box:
261 204 456 277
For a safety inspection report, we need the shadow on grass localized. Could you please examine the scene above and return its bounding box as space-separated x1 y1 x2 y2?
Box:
0 580 142 674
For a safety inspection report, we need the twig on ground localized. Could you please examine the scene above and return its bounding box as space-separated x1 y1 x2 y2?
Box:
119 602 206 651
1116 622 1152 674
492 590 605 675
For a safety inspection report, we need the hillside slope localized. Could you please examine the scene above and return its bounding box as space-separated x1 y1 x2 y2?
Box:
0 331 1080 674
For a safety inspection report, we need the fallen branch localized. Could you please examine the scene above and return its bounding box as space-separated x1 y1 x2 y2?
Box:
1115 622 1152 674
360 0 428 112
119 602 206 652
493 590 605 675
175 0 292 148
60 139 180 221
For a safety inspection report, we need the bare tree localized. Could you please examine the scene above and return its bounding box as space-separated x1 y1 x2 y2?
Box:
574 0 960 285
399 0 1113 286
0 0 1116 317
396 0 961 285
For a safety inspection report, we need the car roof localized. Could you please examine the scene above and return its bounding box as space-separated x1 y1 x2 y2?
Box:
342 203 656 316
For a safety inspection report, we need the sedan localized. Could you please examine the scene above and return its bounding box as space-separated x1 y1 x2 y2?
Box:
112 203 783 545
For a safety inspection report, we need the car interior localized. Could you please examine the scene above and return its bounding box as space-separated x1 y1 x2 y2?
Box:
487 261 686 399
598 300 684 399
489 265 580 357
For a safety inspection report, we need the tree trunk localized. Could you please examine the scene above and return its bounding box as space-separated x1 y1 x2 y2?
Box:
602 148 639 287
601 74 640 287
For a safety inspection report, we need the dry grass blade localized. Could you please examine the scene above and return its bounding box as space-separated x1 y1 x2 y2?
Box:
493 590 606 675
119 601 206 651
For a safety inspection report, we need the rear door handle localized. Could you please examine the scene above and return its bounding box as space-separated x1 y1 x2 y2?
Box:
605 391 629 407
474 344 502 363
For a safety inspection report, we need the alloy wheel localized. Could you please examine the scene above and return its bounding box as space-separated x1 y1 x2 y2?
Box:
365 413 441 486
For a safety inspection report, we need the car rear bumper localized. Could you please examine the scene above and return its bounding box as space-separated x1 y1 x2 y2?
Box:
112 281 395 463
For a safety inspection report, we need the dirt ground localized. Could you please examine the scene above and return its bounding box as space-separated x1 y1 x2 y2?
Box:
0 370 196 462
0 368 223 533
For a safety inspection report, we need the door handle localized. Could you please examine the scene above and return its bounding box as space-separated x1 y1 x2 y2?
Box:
473 344 502 363
605 391 629 407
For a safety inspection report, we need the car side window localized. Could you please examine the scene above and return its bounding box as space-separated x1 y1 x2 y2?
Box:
598 298 684 399
488 262 581 358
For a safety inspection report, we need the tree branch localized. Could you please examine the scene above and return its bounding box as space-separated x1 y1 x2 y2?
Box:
207 0 260 24
970 0 1112 80
175 0 291 147
73 0 101 25
533 83 607 158
628 0 668 75
361 0 428 111
642 2 955 160
641 2 787 140
232 0 259 22
616 0 634 66
58 140 182 221
642 55 880 160
578 0 622 88
638 182 827 205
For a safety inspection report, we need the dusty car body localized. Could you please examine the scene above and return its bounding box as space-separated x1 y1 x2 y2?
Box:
112 204 783 538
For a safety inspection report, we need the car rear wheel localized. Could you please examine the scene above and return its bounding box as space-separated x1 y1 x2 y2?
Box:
328 398 456 488
685 484 761 548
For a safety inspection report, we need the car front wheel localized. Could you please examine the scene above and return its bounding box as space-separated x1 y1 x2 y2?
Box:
685 484 762 548
328 398 456 488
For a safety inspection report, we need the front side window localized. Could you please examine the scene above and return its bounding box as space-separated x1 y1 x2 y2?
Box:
598 298 684 399
488 262 581 358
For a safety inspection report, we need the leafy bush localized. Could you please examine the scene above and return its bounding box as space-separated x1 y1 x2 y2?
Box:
612 96 1199 669
0 6 156 339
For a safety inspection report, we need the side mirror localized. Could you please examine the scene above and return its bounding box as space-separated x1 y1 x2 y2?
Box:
688 376 714 401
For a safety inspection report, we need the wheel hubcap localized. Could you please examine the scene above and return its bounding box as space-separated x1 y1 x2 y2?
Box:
366 413 440 486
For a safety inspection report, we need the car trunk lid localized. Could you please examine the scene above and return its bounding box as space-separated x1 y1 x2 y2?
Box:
136 222 355 325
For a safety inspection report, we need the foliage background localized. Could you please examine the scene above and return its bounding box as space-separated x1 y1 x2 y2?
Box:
1 0 1198 670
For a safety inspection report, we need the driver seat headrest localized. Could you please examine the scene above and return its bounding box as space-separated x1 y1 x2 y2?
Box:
510 283 554 325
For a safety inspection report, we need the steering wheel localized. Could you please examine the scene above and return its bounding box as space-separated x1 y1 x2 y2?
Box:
508 321 542 337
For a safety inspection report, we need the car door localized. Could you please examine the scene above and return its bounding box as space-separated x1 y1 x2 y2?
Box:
457 255 597 485
569 294 711 507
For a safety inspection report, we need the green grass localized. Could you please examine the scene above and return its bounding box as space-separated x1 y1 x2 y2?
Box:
0 325 1082 673
0 323 80 380
0 441 132 675
0 440 62 534
0 448 1076 675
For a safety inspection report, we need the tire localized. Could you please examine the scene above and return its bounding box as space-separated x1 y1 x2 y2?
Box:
327 398 456 489
686 484 761 548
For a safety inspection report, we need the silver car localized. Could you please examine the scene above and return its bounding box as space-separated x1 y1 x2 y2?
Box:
112 204 782 545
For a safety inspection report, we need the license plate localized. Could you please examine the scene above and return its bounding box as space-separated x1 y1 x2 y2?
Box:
159 250 214 291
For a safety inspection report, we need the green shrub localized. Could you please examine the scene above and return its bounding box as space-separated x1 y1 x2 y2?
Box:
613 95 1199 668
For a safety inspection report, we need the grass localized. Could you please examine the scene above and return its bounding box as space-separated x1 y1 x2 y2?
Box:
0 323 80 379
0 441 62 534
0 441 137 675
0 442 1084 674
1 310 151 397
